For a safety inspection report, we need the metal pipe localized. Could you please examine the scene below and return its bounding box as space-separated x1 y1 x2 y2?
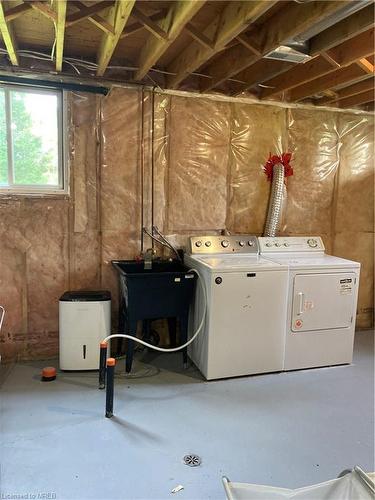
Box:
264 164 285 237
105 358 115 418
98 342 107 390
140 87 145 254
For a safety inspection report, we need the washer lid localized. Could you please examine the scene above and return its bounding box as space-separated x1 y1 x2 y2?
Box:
189 254 288 271
264 253 360 270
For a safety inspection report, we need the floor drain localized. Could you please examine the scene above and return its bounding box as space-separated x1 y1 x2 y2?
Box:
183 454 201 467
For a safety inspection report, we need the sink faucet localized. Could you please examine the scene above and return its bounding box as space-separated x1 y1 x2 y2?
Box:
143 248 155 270
142 226 183 264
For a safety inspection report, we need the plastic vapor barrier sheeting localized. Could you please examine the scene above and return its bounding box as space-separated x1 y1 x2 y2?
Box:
223 471 375 500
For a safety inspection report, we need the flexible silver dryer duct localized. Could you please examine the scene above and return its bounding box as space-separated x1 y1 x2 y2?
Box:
264 164 285 237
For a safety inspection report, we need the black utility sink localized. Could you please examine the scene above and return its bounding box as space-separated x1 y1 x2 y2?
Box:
112 259 197 372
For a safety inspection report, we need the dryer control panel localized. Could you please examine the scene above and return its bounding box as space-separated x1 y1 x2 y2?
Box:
258 236 325 253
190 235 259 254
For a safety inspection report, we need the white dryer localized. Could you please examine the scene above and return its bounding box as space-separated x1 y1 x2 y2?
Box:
258 236 360 371
184 235 288 380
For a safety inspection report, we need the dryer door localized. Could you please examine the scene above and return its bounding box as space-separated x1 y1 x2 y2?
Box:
291 273 356 332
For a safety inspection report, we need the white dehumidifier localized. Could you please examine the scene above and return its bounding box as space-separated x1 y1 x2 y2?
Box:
59 290 111 370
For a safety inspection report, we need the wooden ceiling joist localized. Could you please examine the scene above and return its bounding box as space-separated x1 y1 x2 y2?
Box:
318 77 375 104
70 1 115 35
336 88 374 108
289 64 372 102
0 1 19 66
27 1 57 22
4 3 31 22
131 6 168 41
235 34 262 56
55 0 67 72
185 22 214 50
309 4 375 56
233 59 295 95
134 0 205 81
356 57 375 74
121 9 166 38
260 28 375 100
166 1 277 89
97 0 135 77
200 0 353 93
66 1 114 27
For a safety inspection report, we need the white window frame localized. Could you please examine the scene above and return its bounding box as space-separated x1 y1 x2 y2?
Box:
0 85 68 196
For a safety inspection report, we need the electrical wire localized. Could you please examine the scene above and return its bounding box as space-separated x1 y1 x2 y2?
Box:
102 268 206 353
0 48 249 85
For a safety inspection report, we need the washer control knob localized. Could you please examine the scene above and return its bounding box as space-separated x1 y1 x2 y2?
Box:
307 238 318 248
275 242 281 247
195 241 202 247
221 240 230 248
215 277 222 285
266 242 272 247
205 241 211 247
239 241 245 247
284 243 289 247
248 240 254 246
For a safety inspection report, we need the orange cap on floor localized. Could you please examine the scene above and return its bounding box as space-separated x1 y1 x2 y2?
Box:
42 366 56 379
106 357 116 367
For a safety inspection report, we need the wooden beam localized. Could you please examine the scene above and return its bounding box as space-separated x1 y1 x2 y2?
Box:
70 1 114 35
121 10 167 38
134 1 205 81
289 64 372 102
261 28 375 100
357 57 374 74
319 77 374 104
330 28 374 66
131 6 168 41
233 59 295 94
364 101 374 111
320 50 341 68
66 1 114 27
0 1 18 65
185 22 214 50
310 4 375 56
166 1 277 89
235 33 262 56
27 1 57 22
97 0 135 76
55 0 67 72
200 0 351 92
4 3 32 22
338 89 374 108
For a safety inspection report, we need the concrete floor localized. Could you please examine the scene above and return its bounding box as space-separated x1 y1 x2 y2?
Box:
0 331 374 500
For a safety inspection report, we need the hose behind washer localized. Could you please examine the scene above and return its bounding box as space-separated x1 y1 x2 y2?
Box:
102 268 206 352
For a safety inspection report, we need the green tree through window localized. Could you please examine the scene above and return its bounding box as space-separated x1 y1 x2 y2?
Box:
0 88 60 188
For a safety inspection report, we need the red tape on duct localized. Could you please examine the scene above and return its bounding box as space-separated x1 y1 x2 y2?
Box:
263 152 293 181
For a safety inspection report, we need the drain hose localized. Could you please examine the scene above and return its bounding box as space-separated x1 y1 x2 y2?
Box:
102 268 207 352
264 163 285 237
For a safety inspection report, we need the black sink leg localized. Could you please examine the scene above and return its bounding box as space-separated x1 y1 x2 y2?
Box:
125 318 137 373
117 298 126 356
168 317 177 348
180 314 189 369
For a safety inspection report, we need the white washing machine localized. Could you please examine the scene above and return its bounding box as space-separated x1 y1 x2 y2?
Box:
258 236 360 371
184 235 288 380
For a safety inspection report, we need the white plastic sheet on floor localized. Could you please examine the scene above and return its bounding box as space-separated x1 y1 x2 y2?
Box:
222 469 375 500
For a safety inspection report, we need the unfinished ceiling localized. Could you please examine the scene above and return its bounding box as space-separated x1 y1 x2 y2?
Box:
0 0 374 110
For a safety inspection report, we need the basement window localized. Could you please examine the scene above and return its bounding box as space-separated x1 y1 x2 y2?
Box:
0 85 66 195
